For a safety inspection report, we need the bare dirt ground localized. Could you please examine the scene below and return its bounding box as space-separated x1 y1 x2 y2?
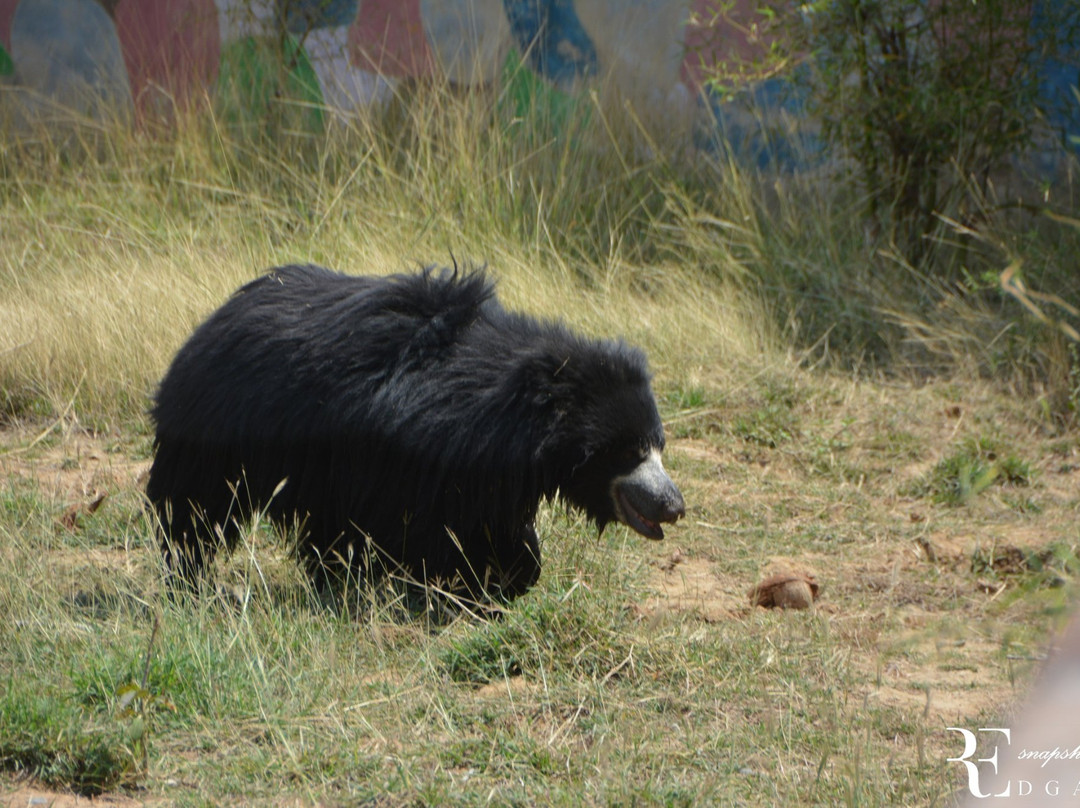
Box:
0 424 150 507
0 786 150 808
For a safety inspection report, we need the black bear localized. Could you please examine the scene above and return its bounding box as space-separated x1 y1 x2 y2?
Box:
147 264 684 602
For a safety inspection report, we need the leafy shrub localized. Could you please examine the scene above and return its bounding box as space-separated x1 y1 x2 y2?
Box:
781 0 1077 264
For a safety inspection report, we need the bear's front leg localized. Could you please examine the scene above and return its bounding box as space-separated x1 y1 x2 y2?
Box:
487 524 542 603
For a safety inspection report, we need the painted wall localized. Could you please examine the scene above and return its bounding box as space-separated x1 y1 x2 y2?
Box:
0 0 1075 164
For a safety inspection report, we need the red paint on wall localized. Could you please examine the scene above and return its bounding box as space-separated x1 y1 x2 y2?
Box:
113 0 220 118
0 0 18 49
348 0 433 78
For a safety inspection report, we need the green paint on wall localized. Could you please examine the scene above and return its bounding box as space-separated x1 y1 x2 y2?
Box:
0 42 13 77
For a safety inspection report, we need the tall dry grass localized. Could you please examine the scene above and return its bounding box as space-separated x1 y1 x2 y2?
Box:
3 60 1075 429
0 76 778 427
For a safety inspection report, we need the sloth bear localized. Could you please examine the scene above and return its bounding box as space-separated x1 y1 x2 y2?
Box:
147 264 684 602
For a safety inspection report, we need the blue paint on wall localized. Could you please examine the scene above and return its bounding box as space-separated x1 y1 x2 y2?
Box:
502 0 596 85
697 75 822 172
282 0 358 35
10 0 132 117
1032 0 1080 147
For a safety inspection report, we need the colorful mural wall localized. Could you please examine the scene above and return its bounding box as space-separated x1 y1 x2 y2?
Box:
0 0 1076 162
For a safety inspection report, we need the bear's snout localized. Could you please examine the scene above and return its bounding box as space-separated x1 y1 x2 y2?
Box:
610 448 685 541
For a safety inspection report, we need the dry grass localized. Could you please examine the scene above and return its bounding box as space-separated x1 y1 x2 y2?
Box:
0 83 774 425
0 77 1078 806
2 368 1077 806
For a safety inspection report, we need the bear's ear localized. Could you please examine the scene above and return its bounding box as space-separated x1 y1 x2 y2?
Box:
518 349 576 405
517 351 589 465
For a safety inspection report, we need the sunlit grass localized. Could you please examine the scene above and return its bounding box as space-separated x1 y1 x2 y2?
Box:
0 79 778 426
1 63 1078 807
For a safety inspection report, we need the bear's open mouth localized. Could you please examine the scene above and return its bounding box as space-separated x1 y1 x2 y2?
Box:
617 490 666 541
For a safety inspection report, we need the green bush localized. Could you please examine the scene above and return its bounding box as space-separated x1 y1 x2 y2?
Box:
781 0 1078 266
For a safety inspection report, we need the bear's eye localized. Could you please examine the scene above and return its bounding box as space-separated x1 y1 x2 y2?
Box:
616 445 644 467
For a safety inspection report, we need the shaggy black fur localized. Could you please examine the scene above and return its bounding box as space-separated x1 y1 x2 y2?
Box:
147 265 684 602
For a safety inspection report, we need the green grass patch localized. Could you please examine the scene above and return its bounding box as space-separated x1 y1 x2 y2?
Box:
907 436 1034 504
0 680 132 795
440 586 639 684
731 381 803 448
